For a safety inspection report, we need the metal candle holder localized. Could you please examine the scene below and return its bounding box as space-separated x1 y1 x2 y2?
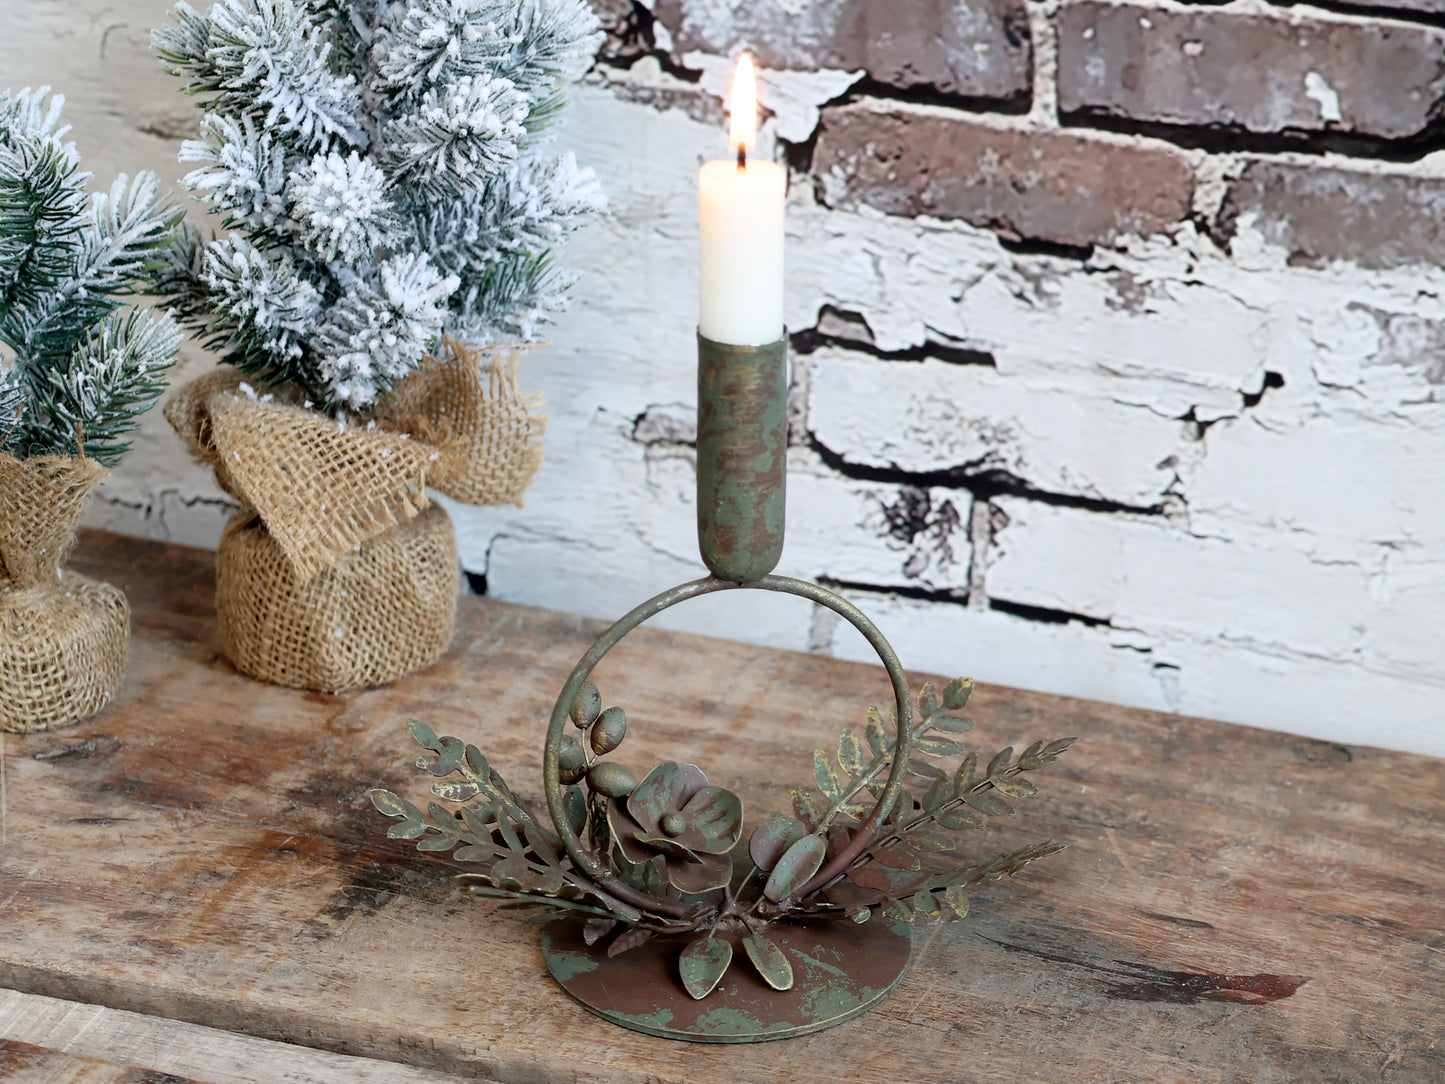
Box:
374 332 1076 1045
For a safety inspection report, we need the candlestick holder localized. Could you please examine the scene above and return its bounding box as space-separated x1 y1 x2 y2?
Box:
372 332 1077 1043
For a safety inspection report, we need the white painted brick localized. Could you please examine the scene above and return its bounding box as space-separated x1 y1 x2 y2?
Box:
822 587 1179 715
986 498 1376 659
1363 553 1445 683
1163 636 1445 759
807 349 1186 507
1184 410 1445 553
785 458 972 593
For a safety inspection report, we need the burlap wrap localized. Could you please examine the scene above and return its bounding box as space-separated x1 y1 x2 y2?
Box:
166 338 545 692
0 454 130 733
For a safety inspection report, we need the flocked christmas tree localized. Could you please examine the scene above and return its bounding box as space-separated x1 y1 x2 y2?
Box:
153 0 606 414
0 87 182 466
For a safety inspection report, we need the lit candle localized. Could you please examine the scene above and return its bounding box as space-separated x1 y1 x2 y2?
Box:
698 53 786 347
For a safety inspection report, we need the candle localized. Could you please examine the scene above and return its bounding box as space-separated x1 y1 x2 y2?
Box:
698 53 786 347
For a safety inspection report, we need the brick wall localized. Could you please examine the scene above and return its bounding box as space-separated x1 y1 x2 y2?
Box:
10 1 1443 756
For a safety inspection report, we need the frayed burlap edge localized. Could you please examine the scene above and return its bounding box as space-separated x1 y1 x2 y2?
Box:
164 337 547 582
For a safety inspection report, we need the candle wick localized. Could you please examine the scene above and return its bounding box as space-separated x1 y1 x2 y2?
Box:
737 145 747 170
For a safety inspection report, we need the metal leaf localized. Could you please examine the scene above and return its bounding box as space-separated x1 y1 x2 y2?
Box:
497 815 524 853
914 890 942 919
916 734 964 757
906 831 956 853
491 856 529 888
922 775 950 812
679 936 733 999
386 819 427 840
522 822 560 867
987 747 1014 780
749 814 808 872
945 885 970 918
464 744 489 776
813 750 841 799
965 790 1015 817
917 681 938 720
885 897 916 922
865 707 888 757
1015 740 1046 770
431 780 482 803
408 718 439 749
590 706 628 755
837 728 865 775
584 918 617 946
416 835 456 852
953 752 978 794
608 927 655 958
848 864 893 892
629 762 706 829
764 834 827 902
680 785 743 847
936 807 986 831
994 778 1038 798
931 714 974 734
370 790 417 819
743 933 795 991
791 788 819 828
562 785 587 835
872 845 922 871
942 677 974 710
1038 737 1079 762
570 682 602 728
907 758 945 779
435 737 465 775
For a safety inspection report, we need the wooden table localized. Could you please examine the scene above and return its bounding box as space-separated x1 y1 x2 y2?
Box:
1 531 1441 1083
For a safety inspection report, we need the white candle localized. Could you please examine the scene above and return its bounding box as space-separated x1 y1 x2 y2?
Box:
698 53 785 346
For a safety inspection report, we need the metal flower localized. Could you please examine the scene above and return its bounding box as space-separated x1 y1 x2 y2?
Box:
607 761 743 894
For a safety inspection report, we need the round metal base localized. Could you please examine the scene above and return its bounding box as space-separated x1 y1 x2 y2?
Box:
541 915 913 1043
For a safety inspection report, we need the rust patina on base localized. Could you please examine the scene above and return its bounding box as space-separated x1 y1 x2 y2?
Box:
542 914 913 1043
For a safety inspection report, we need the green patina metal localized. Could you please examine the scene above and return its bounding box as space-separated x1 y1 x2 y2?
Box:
696 332 789 583
542 574 917 916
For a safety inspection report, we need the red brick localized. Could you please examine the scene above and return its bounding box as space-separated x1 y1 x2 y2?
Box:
653 0 1032 105
812 102 1193 248
1058 1 1445 142
1219 160 1445 271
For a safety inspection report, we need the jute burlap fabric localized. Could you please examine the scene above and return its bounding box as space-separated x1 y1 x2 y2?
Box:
166 338 543 691
216 504 459 693
0 454 130 733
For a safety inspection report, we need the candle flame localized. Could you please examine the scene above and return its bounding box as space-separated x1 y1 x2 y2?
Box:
729 52 758 156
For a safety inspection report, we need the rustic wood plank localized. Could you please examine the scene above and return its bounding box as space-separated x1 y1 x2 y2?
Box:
0 988 479 1084
0 528 1438 1083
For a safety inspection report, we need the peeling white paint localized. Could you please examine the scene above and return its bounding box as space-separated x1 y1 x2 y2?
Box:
1303 71 1343 123
684 50 863 143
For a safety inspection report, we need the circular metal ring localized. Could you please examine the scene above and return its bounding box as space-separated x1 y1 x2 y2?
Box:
542 574 916 913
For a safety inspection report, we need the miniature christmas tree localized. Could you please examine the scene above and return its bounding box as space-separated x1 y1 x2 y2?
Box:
153 0 606 414
0 85 182 734
0 86 182 466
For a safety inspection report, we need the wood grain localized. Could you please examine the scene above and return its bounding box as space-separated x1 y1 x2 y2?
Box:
0 988 478 1084
0 530 1440 1083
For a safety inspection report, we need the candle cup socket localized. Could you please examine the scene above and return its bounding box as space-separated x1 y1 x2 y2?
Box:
696 332 788 583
